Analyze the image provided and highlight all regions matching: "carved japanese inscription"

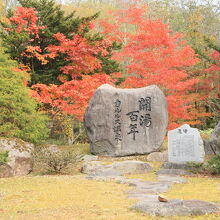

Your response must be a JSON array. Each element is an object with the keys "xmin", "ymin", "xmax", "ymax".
[
  {"xmin": 126, "ymin": 97, "xmax": 152, "ymax": 140},
  {"xmin": 113, "ymin": 99, "xmax": 122, "ymax": 141}
]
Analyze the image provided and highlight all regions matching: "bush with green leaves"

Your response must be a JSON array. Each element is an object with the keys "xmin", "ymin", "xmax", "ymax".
[
  {"xmin": 0, "ymin": 47, "xmax": 49, "ymax": 143},
  {"xmin": 207, "ymin": 154, "xmax": 220, "ymax": 174},
  {"xmin": 33, "ymin": 147, "xmax": 81, "ymax": 173},
  {"xmin": 0, "ymin": 151, "xmax": 8, "ymax": 165}
]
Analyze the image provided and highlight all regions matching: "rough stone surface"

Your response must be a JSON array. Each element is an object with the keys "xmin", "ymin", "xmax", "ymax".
[
  {"xmin": 168, "ymin": 124, "xmax": 205, "ymax": 163},
  {"xmin": 127, "ymin": 181, "xmax": 172, "ymax": 195},
  {"xmin": 147, "ymin": 151, "xmax": 168, "ymax": 162},
  {"xmin": 204, "ymin": 121, "xmax": 220, "ymax": 154},
  {"xmin": 111, "ymin": 160, "xmax": 153, "ymax": 174},
  {"xmin": 162, "ymin": 162, "xmax": 193, "ymax": 170},
  {"xmin": 0, "ymin": 164, "xmax": 13, "ymax": 178},
  {"xmin": 81, "ymin": 154, "xmax": 98, "ymax": 162},
  {"xmin": 84, "ymin": 84, "xmax": 168, "ymax": 156},
  {"xmin": 130, "ymin": 199, "xmax": 220, "ymax": 216},
  {"xmin": 0, "ymin": 138, "xmax": 33, "ymax": 176},
  {"xmin": 82, "ymin": 160, "xmax": 153, "ymax": 176},
  {"xmin": 157, "ymin": 169, "xmax": 193, "ymax": 176},
  {"xmin": 81, "ymin": 161, "xmax": 103, "ymax": 175},
  {"xmin": 157, "ymin": 175, "xmax": 187, "ymax": 183},
  {"xmin": 157, "ymin": 162, "xmax": 194, "ymax": 176}
]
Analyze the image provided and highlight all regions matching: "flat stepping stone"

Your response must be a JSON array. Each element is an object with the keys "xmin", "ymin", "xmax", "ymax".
[
  {"xmin": 162, "ymin": 162, "xmax": 193, "ymax": 170},
  {"xmin": 130, "ymin": 199, "xmax": 220, "ymax": 216},
  {"xmin": 82, "ymin": 160, "xmax": 153, "ymax": 176},
  {"xmin": 157, "ymin": 162, "xmax": 194, "ymax": 176},
  {"xmin": 86, "ymin": 175, "xmax": 124, "ymax": 182},
  {"xmin": 157, "ymin": 175, "xmax": 187, "ymax": 183},
  {"xmin": 157, "ymin": 168, "xmax": 192, "ymax": 176},
  {"xmin": 127, "ymin": 181, "xmax": 172, "ymax": 195}
]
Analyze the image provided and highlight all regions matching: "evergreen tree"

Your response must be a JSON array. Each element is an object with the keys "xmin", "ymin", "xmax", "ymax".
[
  {"xmin": 0, "ymin": 0, "xmax": 121, "ymax": 85},
  {"xmin": 0, "ymin": 46, "xmax": 49, "ymax": 143}
]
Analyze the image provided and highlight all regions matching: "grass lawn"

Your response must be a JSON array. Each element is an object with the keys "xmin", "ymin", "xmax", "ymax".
[
  {"xmin": 0, "ymin": 173, "xmax": 220, "ymax": 220},
  {"xmin": 1, "ymin": 138, "xmax": 219, "ymax": 220}
]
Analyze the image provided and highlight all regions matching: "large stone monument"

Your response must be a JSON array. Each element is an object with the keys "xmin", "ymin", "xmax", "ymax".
[
  {"xmin": 168, "ymin": 124, "xmax": 205, "ymax": 163},
  {"xmin": 84, "ymin": 84, "xmax": 168, "ymax": 156}
]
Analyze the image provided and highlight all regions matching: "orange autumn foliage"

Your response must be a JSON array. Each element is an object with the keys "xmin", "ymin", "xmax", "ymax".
[{"xmin": 99, "ymin": 4, "xmax": 207, "ymax": 129}]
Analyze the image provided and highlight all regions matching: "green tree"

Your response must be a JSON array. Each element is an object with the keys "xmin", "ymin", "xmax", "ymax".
[
  {"xmin": 0, "ymin": 46, "xmax": 49, "ymax": 143},
  {"xmin": 0, "ymin": 0, "xmax": 120, "ymax": 85}
]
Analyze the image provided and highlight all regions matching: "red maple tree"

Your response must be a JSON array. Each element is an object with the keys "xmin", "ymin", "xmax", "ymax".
[
  {"xmin": 32, "ymin": 32, "xmax": 114, "ymax": 120},
  {"xmin": 99, "ymin": 4, "xmax": 208, "ymax": 128},
  {"xmin": 3, "ymin": 7, "xmax": 114, "ymax": 120}
]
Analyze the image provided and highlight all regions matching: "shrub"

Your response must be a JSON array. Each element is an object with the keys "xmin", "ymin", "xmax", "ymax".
[
  {"xmin": 207, "ymin": 154, "xmax": 220, "ymax": 174},
  {"xmin": 0, "ymin": 151, "xmax": 8, "ymax": 165},
  {"xmin": 200, "ymin": 129, "xmax": 214, "ymax": 140},
  {"xmin": 33, "ymin": 147, "xmax": 82, "ymax": 173},
  {"xmin": 0, "ymin": 47, "xmax": 49, "ymax": 144}
]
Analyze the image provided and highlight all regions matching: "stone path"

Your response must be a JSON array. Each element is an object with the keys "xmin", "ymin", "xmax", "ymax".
[{"xmin": 82, "ymin": 160, "xmax": 220, "ymax": 217}]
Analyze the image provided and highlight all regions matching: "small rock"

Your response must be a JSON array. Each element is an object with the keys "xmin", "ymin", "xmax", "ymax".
[
  {"xmin": 158, "ymin": 195, "xmax": 168, "ymax": 202},
  {"xmin": 147, "ymin": 151, "xmax": 168, "ymax": 162}
]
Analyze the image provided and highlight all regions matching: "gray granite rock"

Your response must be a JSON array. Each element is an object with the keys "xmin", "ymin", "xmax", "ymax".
[
  {"xmin": 157, "ymin": 175, "xmax": 187, "ymax": 183},
  {"xmin": 128, "ymin": 181, "xmax": 172, "ymax": 195},
  {"xmin": 86, "ymin": 175, "xmax": 124, "ymax": 182},
  {"xmin": 89, "ymin": 168, "xmax": 122, "ymax": 177},
  {"xmin": 157, "ymin": 162, "xmax": 194, "ymax": 176},
  {"xmin": 157, "ymin": 169, "xmax": 192, "ymax": 176},
  {"xmin": 204, "ymin": 121, "xmax": 220, "ymax": 154},
  {"xmin": 82, "ymin": 160, "xmax": 153, "ymax": 176},
  {"xmin": 162, "ymin": 162, "xmax": 193, "ymax": 170},
  {"xmin": 0, "ymin": 138, "xmax": 33, "ymax": 176},
  {"xmin": 81, "ymin": 154, "xmax": 98, "ymax": 161},
  {"xmin": 131, "ymin": 199, "xmax": 220, "ymax": 216},
  {"xmin": 147, "ymin": 151, "xmax": 168, "ymax": 162},
  {"xmin": 81, "ymin": 161, "xmax": 104, "ymax": 175},
  {"xmin": 84, "ymin": 84, "xmax": 168, "ymax": 156},
  {"xmin": 111, "ymin": 160, "xmax": 153, "ymax": 174}
]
